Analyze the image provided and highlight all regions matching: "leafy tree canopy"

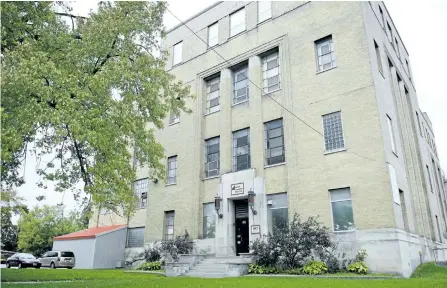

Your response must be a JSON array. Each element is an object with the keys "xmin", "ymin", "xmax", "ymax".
[
  {"xmin": 0, "ymin": 190, "xmax": 26, "ymax": 251},
  {"xmin": 1, "ymin": 1, "xmax": 192, "ymax": 217}
]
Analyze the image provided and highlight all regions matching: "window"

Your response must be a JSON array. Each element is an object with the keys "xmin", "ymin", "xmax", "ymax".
[
  {"xmin": 400, "ymin": 190, "xmax": 409, "ymax": 231},
  {"xmin": 233, "ymin": 128, "xmax": 250, "ymax": 172},
  {"xmin": 379, "ymin": 5, "xmax": 385, "ymax": 27},
  {"xmin": 315, "ymin": 35, "xmax": 336, "ymax": 72},
  {"xmin": 164, "ymin": 211, "xmax": 175, "ymax": 240},
  {"xmin": 426, "ymin": 165, "xmax": 433, "ymax": 192},
  {"xmin": 330, "ymin": 188, "xmax": 355, "ymax": 232},
  {"xmin": 323, "ymin": 111, "xmax": 345, "ymax": 152},
  {"xmin": 388, "ymin": 163, "xmax": 400, "ymax": 204},
  {"xmin": 435, "ymin": 215, "xmax": 442, "ymax": 242},
  {"xmin": 205, "ymin": 137, "xmax": 220, "ymax": 177},
  {"xmin": 173, "ymin": 42, "xmax": 182, "ymax": 65},
  {"xmin": 374, "ymin": 40, "xmax": 383, "ymax": 74},
  {"xmin": 133, "ymin": 178, "xmax": 148, "ymax": 209},
  {"xmin": 127, "ymin": 227, "xmax": 144, "ymax": 248},
  {"xmin": 387, "ymin": 115, "xmax": 397, "ymax": 154},
  {"xmin": 167, "ymin": 156, "xmax": 177, "ymax": 184},
  {"xmin": 99, "ymin": 207, "xmax": 109, "ymax": 215},
  {"xmin": 416, "ymin": 111, "xmax": 422, "ymax": 136},
  {"xmin": 133, "ymin": 147, "xmax": 140, "ymax": 168},
  {"xmin": 264, "ymin": 119, "xmax": 285, "ymax": 166},
  {"xmin": 395, "ymin": 38, "xmax": 400, "ymax": 58},
  {"xmin": 230, "ymin": 8, "xmax": 245, "ymax": 37},
  {"xmin": 169, "ymin": 110, "xmax": 179, "ymax": 125},
  {"xmin": 203, "ymin": 203, "xmax": 215, "ymax": 238},
  {"xmin": 206, "ymin": 77, "xmax": 220, "ymax": 114},
  {"xmin": 208, "ymin": 22, "xmax": 218, "ymax": 47},
  {"xmin": 405, "ymin": 59, "xmax": 412, "ymax": 80},
  {"xmin": 232, "ymin": 65, "xmax": 249, "ymax": 104},
  {"xmin": 386, "ymin": 22, "xmax": 393, "ymax": 44},
  {"xmin": 267, "ymin": 193, "xmax": 288, "ymax": 234},
  {"xmin": 262, "ymin": 51, "xmax": 280, "ymax": 93},
  {"xmin": 258, "ymin": 1, "xmax": 272, "ymax": 23}
]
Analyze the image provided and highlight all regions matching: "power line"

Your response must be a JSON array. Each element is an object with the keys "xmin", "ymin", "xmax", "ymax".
[{"xmin": 166, "ymin": 8, "xmax": 379, "ymax": 164}]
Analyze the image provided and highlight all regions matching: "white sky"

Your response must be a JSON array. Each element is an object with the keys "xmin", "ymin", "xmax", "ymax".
[{"xmin": 14, "ymin": 1, "xmax": 447, "ymax": 220}]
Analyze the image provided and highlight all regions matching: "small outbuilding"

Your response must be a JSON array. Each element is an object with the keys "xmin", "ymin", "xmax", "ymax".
[{"xmin": 52, "ymin": 224, "xmax": 127, "ymax": 269}]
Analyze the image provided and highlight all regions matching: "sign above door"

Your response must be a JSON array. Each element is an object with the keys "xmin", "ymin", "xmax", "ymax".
[{"xmin": 231, "ymin": 183, "xmax": 244, "ymax": 195}]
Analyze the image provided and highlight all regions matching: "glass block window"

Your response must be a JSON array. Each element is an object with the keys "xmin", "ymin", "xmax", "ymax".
[
  {"xmin": 208, "ymin": 22, "xmax": 218, "ymax": 47},
  {"xmin": 127, "ymin": 227, "xmax": 144, "ymax": 248},
  {"xmin": 330, "ymin": 188, "xmax": 355, "ymax": 232},
  {"xmin": 267, "ymin": 193, "xmax": 288, "ymax": 234},
  {"xmin": 323, "ymin": 111, "xmax": 345, "ymax": 152},
  {"xmin": 258, "ymin": 1, "xmax": 272, "ymax": 23},
  {"xmin": 230, "ymin": 8, "xmax": 245, "ymax": 37},
  {"xmin": 133, "ymin": 178, "xmax": 148, "ymax": 209},
  {"xmin": 205, "ymin": 137, "xmax": 220, "ymax": 178},
  {"xmin": 173, "ymin": 42, "xmax": 182, "ymax": 66},
  {"xmin": 164, "ymin": 211, "xmax": 175, "ymax": 240},
  {"xmin": 167, "ymin": 156, "xmax": 177, "ymax": 185},
  {"xmin": 387, "ymin": 115, "xmax": 397, "ymax": 154},
  {"xmin": 264, "ymin": 119, "xmax": 285, "ymax": 166},
  {"xmin": 233, "ymin": 65, "xmax": 249, "ymax": 104},
  {"xmin": 203, "ymin": 203, "xmax": 215, "ymax": 239},
  {"xmin": 206, "ymin": 77, "xmax": 220, "ymax": 114},
  {"xmin": 316, "ymin": 35, "xmax": 336, "ymax": 72},
  {"xmin": 169, "ymin": 111, "xmax": 179, "ymax": 125},
  {"xmin": 262, "ymin": 51, "xmax": 280, "ymax": 93},
  {"xmin": 233, "ymin": 128, "xmax": 250, "ymax": 172}
]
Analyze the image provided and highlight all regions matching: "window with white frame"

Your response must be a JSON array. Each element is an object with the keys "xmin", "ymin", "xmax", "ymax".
[
  {"xmin": 230, "ymin": 9, "xmax": 245, "ymax": 37},
  {"xmin": 133, "ymin": 178, "xmax": 148, "ymax": 209},
  {"xmin": 405, "ymin": 59, "xmax": 412, "ymax": 81},
  {"xmin": 264, "ymin": 119, "xmax": 285, "ymax": 166},
  {"xmin": 167, "ymin": 156, "xmax": 177, "ymax": 184},
  {"xmin": 426, "ymin": 165, "xmax": 433, "ymax": 192},
  {"xmin": 173, "ymin": 42, "xmax": 182, "ymax": 65},
  {"xmin": 164, "ymin": 211, "xmax": 175, "ymax": 240},
  {"xmin": 262, "ymin": 51, "xmax": 280, "ymax": 93},
  {"xmin": 374, "ymin": 40, "xmax": 383, "ymax": 74},
  {"xmin": 127, "ymin": 227, "xmax": 144, "ymax": 248},
  {"xmin": 232, "ymin": 65, "xmax": 249, "ymax": 104},
  {"xmin": 169, "ymin": 111, "xmax": 179, "ymax": 125},
  {"xmin": 315, "ymin": 35, "xmax": 336, "ymax": 72},
  {"xmin": 203, "ymin": 203, "xmax": 215, "ymax": 238},
  {"xmin": 323, "ymin": 111, "xmax": 345, "ymax": 152},
  {"xmin": 388, "ymin": 163, "xmax": 400, "ymax": 204},
  {"xmin": 387, "ymin": 115, "xmax": 397, "ymax": 155},
  {"xmin": 267, "ymin": 193, "xmax": 288, "ymax": 234},
  {"xmin": 258, "ymin": 1, "xmax": 272, "ymax": 23},
  {"xmin": 233, "ymin": 128, "xmax": 250, "ymax": 172},
  {"xmin": 395, "ymin": 38, "xmax": 400, "ymax": 58},
  {"xmin": 330, "ymin": 188, "xmax": 355, "ymax": 232},
  {"xmin": 208, "ymin": 22, "xmax": 218, "ymax": 47},
  {"xmin": 205, "ymin": 137, "xmax": 220, "ymax": 178},
  {"xmin": 206, "ymin": 77, "xmax": 220, "ymax": 114}
]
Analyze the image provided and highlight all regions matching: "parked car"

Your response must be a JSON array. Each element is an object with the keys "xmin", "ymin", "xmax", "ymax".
[
  {"xmin": 6, "ymin": 253, "xmax": 41, "ymax": 269},
  {"xmin": 38, "ymin": 251, "xmax": 75, "ymax": 269}
]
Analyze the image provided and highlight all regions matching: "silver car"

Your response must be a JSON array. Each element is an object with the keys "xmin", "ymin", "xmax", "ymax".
[{"xmin": 38, "ymin": 251, "xmax": 75, "ymax": 269}]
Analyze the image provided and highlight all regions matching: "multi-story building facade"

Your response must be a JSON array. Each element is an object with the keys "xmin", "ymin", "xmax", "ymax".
[{"xmin": 89, "ymin": 1, "xmax": 447, "ymax": 276}]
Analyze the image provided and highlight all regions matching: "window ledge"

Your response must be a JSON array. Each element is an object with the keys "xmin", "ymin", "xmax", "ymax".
[
  {"xmin": 168, "ymin": 121, "xmax": 180, "ymax": 126},
  {"xmin": 171, "ymin": 62, "xmax": 183, "ymax": 69},
  {"xmin": 263, "ymin": 88, "xmax": 281, "ymax": 96},
  {"xmin": 258, "ymin": 17, "xmax": 272, "ymax": 25},
  {"xmin": 232, "ymin": 99, "xmax": 249, "ymax": 107},
  {"xmin": 333, "ymin": 229, "xmax": 355, "ymax": 234},
  {"xmin": 165, "ymin": 183, "xmax": 177, "ymax": 187},
  {"xmin": 393, "ymin": 151, "xmax": 398, "ymax": 158},
  {"xmin": 316, "ymin": 66, "xmax": 337, "ymax": 74},
  {"xmin": 203, "ymin": 175, "xmax": 220, "ymax": 181},
  {"xmin": 204, "ymin": 110, "xmax": 220, "ymax": 117},
  {"xmin": 378, "ymin": 69, "xmax": 385, "ymax": 79},
  {"xmin": 229, "ymin": 30, "xmax": 246, "ymax": 40},
  {"xmin": 264, "ymin": 162, "xmax": 286, "ymax": 169},
  {"xmin": 324, "ymin": 148, "xmax": 346, "ymax": 155}
]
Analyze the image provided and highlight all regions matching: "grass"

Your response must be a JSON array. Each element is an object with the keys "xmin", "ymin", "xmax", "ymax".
[{"xmin": 1, "ymin": 263, "xmax": 446, "ymax": 288}]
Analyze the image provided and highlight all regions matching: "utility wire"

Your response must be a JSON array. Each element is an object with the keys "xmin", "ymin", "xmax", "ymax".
[{"xmin": 166, "ymin": 8, "xmax": 379, "ymax": 164}]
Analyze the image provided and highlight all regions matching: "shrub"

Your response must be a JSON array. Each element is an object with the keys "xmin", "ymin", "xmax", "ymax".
[
  {"xmin": 347, "ymin": 261, "xmax": 368, "ymax": 274},
  {"xmin": 248, "ymin": 263, "xmax": 278, "ymax": 274},
  {"xmin": 302, "ymin": 261, "xmax": 328, "ymax": 275},
  {"xmin": 160, "ymin": 230, "xmax": 194, "ymax": 262},
  {"xmin": 354, "ymin": 248, "xmax": 368, "ymax": 262},
  {"xmin": 143, "ymin": 244, "xmax": 161, "ymax": 262},
  {"xmin": 136, "ymin": 261, "xmax": 161, "ymax": 271}
]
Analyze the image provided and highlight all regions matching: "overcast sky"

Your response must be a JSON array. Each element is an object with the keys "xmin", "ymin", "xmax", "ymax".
[{"xmin": 14, "ymin": 1, "xmax": 447, "ymax": 219}]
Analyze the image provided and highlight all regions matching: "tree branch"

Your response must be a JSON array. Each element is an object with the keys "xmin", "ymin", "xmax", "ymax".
[
  {"xmin": 92, "ymin": 39, "xmax": 117, "ymax": 75},
  {"xmin": 55, "ymin": 12, "xmax": 87, "ymax": 20}
]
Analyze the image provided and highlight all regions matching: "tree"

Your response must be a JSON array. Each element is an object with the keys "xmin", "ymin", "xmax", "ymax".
[
  {"xmin": 1, "ymin": 2, "xmax": 192, "ymax": 217},
  {"xmin": 0, "ymin": 190, "xmax": 27, "ymax": 251},
  {"xmin": 17, "ymin": 204, "xmax": 83, "ymax": 256}
]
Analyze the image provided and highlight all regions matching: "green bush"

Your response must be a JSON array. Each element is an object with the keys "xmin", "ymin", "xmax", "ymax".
[
  {"xmin": 347, "ymin": 261, "xmax": 368, "ymax": 275},
  {"xmin": 302, "ymin": 261, "xmax": 328, "ymax": 275},
  {"xmin": 136, "ymin": 261, "xmax": 162, "ymax": 271},
  {"xmin": 248, "ymin": 263, "xmax": 278, "ymax": 274}
]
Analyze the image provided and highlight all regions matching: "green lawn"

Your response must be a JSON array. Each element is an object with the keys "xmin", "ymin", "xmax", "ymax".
[{"xmin": 1, "ymin": 262, "xmax": 446, "ymax": 288}]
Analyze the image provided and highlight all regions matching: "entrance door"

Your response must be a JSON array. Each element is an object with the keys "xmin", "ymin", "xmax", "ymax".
[{"xmin": 234, "ymin": 200, "xmax": 249, "ymax": 255}]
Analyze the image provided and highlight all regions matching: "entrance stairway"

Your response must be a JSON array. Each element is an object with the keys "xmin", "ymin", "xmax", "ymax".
[{"xmin": 183, "ymin": 256, "xmax": 252, "ymax": 278}]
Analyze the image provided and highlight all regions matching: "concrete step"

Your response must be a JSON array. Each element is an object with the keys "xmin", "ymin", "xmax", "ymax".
[{"xmin": 185, "ymin": 271, "xmax": 227, "ymax": 278}]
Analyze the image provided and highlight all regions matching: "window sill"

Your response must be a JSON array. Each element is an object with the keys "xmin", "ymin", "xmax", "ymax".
[
  {"xmin": 229, "ymin": 30, "xmax": 246, "ymax": 40},
  {"xmin": 263, "ymin": 88, "xmax": 281, "ymax": 96},
  {"xmin": 232, "ymin": 99, "xmax": 249, "ymax": 107},
  {"xmin": 203, "ymin": 175, "xmax": 220, "ymax": 181},
  {"xmin": 324, "ymin": 148, "xmax": 346, "ymax": 155},
  {"xmin": 172, "ymin": 62, "xmax": 183, "ymax": 69},
  {"xmin": 316, "ymin": 66, "xmax": 337, "ymax": 74},
  {"xmin": 258, "ymin": 17, "xmax": 272, "ymax": 25},
  {"xmin": 204, "ymin": 110, "xmax": 220, "ymax": 117},
  {"xmin": 378, "ymin": 69, "xmax": 385, "ymax": 79},
  {"xmin": 165, "ymin": 183, "xmax": 177, "ymax": 187},
  {"xmin": 169, "ymin": 122, "xmax": 180, "ymax": 126},
  {"xmin": 393, "ymin": 151, "xmax": 398, "ymax": 158},
  {"xmin": 333, "ymin": 229, "xmax": 355, "ymax": 234},
  {"xmin": 264, "ymin": 162, "xmax": 286, "ymax": 169}
]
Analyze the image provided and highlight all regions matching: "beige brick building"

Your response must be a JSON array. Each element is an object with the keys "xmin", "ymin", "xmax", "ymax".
[{"xmin": 89, "ymin": 1, "xmax": 447, "ymax": 276}]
